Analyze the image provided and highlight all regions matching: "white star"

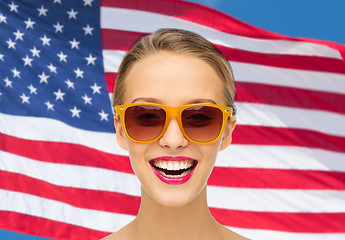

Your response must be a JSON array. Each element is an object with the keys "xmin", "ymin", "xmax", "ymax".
[
  {"xmin": 40, "ymin": 35, "xmax": 51, "ymax": 46},
  {"xmin": 82, "ymin": 94, "xmax": 92, "ymax": 104},
  {"xmin": 24, "ymin": 18, "xmax": 35, "ymax": 29},
  {"xmin": 83, "ymin": 24, "xmax": 94, "ymax": 35},
  {"xmin": 6, "ymin": 39, "xmax": 16, "ymax": 49},
  {"xmin": 85, "ymin": 54, "xmax": 97, "ymax": 65},
  {"xmin": 0, "ymin": 14, "xmax": 7, "ymax": 24},
  {"xmin": 20, "ymin": 93, "xmax": 30, "ymax": 104},
  {"xmin": 90, "ymin": 83, "xmax": 101, "ymax": 94},
  {"xmin": 70, "ymin": 106, "xmax": 81, "ymax": 118},
  {"xmin": 53, "ymin": 22, "xmax": 64, "ymax": 33},
  {"xmin": 45, "ymin": 101, "xmax": 54, "ymax": 110},
  {"xmin": 11, "ymin": 68, "xmax": 21, "ymax": 78},
  {"xmin": 30, "ymin": 46, "xmax": 41, "ymax": 57},
  {"xmin": 54, "ymin": 89, "xmax": 66, "ymax": 101},
  {"xmin": 74, "ymin": 68, "xmax": 84, "ymax": 79},
  {"xmin": 57, "ymin": 51, "xmax": 67, "ymax": 62},
  {"xmin": 98, "ymin": 110, "xmax": 109, "ymax": 121},
  {"xmin": 38, "ymin": 72, "xmax": 50, "ymax": 84},
  {"xmin": 28, "ymin": 84, "xmax": 38, "ymax": 94},
  {"xmin": 37, "ymin": 6, "xmax": 48, "ymax": 17},
  {"xmin": 83, "ymin": 0, "xmax": 94, "ymax": 6},
  {"xmin": 67, "ymin": 8, "xmax": 78, "ymax": 19},
  {"xmin": 0, "ymin": 53, "xmax": 4, "ymax": 62},
  {"xmin": 8, "ymin": 2, "xmax": 19, "ymax": 12},
  {"xmin": 47, "ymin": 63, "xmax": 57, "ymax": 73},
  {"xmin": 22, "ymin": 55, "xmax": 34, "ymax": 66},
  {"xmin": 69, "ymin": 38, "xmax": 80, "ymax": 49},
  {"xmin": 4, "ymin": 77, "xmax": 13, "ymax": 88},
  {"xmin": 65, "ymin": 79, "xmax": 75, "ymax": 89},
  {"xmin": 54, "ymin": 0, "xmax": 62, "ymax": 4},
  {"xmin": 13, "ymin": 29, "xmax": 25, "ymax": 41}
]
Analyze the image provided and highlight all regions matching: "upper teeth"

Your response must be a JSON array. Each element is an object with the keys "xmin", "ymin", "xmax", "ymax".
[{"xmin": 152, "ymin": 159, "xmax": 194, "ymax": 171}]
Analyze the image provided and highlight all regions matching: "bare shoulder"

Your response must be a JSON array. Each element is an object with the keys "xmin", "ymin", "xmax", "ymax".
[
  {"xmin": 100, "ymin": 230, "xmax": 127, "ymax": 240},
  {"xmin": 100, "ymin": 224, "xmax": 133, "ymax": 240},
  {"xmin": 219, "ymin": 225, "xmax": 251, "ymax": 240}
]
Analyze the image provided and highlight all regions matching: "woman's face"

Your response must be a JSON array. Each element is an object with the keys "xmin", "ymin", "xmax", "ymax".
[{"xmin": 115, "ymin": 51, "xmax": 236, "ymax": 207}]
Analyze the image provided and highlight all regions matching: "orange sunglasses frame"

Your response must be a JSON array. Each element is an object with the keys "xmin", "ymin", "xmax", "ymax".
[{"xmin": 115, "ymin": 103, "xmax": 232, "ymax": 144}]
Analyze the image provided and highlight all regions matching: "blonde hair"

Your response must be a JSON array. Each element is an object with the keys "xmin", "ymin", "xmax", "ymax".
[{"xmin": 112, "ymin": 28, "xmax": 236, "ymax": 115}]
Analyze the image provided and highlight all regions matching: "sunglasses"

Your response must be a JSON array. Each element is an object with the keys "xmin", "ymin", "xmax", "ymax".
[{"xmin": 115, "ymin": 103, "xmax": 232, "ymax": 144}]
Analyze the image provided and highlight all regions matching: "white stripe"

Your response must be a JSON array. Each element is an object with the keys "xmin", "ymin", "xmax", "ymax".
[
  {"xmin": 207, "ymin": 186, "xmax": 345, "ymax": 213},
  {"xmin": 0, "ymin": 151, "xmax": 140, "ymax": 196},
  {"xmin": 100, "ymin": 7, "xmax": 342, "ymax": 59},
  {"xmin": 0, "ymin": 189, "xmax": 134, "ymax": 233},
  {"xmin": 103, "ymin": 50, "xmax": 125, "ymax": 72},
  {"xmin": 0, "ymin": 112, "xmax": 128, "ymax": 156},
  {"xmin": 230, "ymin": 227, "xmax": 345, "ymax": 240},
  {"xmin": 236, "ymin": 102, "xmax": 345, "ymax": 137},
  {"xmin": 232, "ymin": 61, "xmax": 345, "ymax": 95},
  {"xmin": 103, "ymin": 50, "xmax": 345, "ymax": 95},
  {"xmin": 218, "ymin": 145, "xmax": 345, "ymax": 172},
  {"xmin": 102, "ymin": 49, "xmax": 126, "ymax": 73},
  {"xmin": 2, "ymin": 151, "xmax": 344, "ymax": 213}
]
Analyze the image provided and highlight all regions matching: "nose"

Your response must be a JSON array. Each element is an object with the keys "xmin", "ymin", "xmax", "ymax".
[{"xmin": 158, "ymin": 117, "xmax": 188, "ymax": 149}]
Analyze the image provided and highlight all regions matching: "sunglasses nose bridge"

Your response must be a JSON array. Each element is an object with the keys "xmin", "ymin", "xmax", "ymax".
[
  {"xmin": 162, "ymin": 106, "xmax": 187, "ymax": 136},
  {"xmin": 164, "ymin": 106, "xmax": 181, "ymax": 126}
]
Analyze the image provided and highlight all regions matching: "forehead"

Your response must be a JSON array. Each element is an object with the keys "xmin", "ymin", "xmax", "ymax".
[{"xmin": 123, "ymin": 52, "xmax": 225, "ymax": 106}]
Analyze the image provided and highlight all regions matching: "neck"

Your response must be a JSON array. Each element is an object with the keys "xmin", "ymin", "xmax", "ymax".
[{"xmin": 133, "ymin": 186, "xmax": 218, "ymax": 240}]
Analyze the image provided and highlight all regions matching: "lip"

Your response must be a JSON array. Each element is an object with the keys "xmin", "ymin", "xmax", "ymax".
[{"xmin": 149, "ymin": 156, "xmax": 198, "ymax": 185}]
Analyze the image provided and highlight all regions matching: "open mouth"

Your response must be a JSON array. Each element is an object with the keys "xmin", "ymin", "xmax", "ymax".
[{"xmin": 149, "ymin": 159, "xmax": 198, "ymax": 178}]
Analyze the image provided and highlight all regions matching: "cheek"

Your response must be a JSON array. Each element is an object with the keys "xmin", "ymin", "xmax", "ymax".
[
  {"xmin": 125, "ymin": 140, "xmax": 143, "ymax": 168},
  {"xmin": 125, "ymin": 140, "xmax": 153, "ymax": 180},
  {"xmin": 204, "ymin": 141, "xmax": 222, "ymax": 164}
]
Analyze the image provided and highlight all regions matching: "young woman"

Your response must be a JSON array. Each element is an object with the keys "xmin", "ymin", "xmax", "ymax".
[{"xmin": 102, "ymin": 28, "xmax": 248, "ymax": 240}]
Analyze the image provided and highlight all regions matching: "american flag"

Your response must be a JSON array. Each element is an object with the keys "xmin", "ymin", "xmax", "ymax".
[{"xmin": 1, "ymin": 0, "xmax": 345, "ymax": 239}]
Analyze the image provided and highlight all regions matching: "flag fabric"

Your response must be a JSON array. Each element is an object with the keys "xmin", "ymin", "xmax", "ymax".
[{"xmin": 1, "ymin": 0, "xmax": 345, "ymax": 239}]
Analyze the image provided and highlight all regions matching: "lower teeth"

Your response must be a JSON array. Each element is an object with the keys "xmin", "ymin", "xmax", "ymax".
[{"xmin": 159, "ymin": 169, "xmax": 192, "ymax": 178}]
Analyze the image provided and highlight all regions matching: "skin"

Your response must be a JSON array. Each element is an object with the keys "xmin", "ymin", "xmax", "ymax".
[{"xmin": 102, "ymin": 51, "xmax": 248, "ymax": 240}]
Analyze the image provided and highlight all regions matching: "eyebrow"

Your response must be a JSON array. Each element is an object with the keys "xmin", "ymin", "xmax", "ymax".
[
  {"xmin": 131, "ymin": 97, "xmax": 217, "ymax": 105},
  {"xmin": 131, "ymin": 97, "xmax": 162, "ymax": 104},
  {"xmin": 186, "ymin": 98, "xmax": 218, "ymax": 105}
]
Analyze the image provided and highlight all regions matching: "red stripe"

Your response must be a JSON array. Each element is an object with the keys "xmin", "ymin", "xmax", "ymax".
[
  {"xmin": 101, "ymin": 29, "xmax": 345, "ymax": 73},
  {"xmin": 0, "ymin": 170, "xmax": 139, "ymax": 215},
  {"xmin": 1, "ymin": 133, "xmax": 134, "ymax": 174},
  {"xmin": 210, "ymin": 208, "xmax": 345, "ymax": 233},
  {"xmin": 217, "ymin": 44, "xmax": 345, "ymax": 74},
  {"xmin": 2, "ymin": 171, "xmax": 344, "ymax": 233},
  {"xmin": 101, "ymin": 29, "xmax": 145, "ymax": 51},
  {"xmin": 298, "ymin": 37, "xmax": 345, "ymax": 65},
  {"xmin": 105, "ymin": 72, "xmax": 116, "ymax": 93},
  {"xmin": 208, "ymin": 167, "xmax": 345, "ymax": 190},
  {"xmin": 0, "ymin": 211, "xmax": 110, "ymax": 240},
  {"xmin": 100, "ymin": 0, "xmax": 292, "ymax": 40},
  {"xmin": 236, "ymin": 82, "xmax": 345, "ymax": 114},
  {"xmin": 234, "ymin": 125, "xmax": 345, "ymax": 154}
]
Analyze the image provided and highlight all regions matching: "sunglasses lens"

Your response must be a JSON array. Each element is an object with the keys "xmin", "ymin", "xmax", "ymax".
[
  {"xmin": 182, "ymin": 106, "xmax": 223, "ymax": 142},
  {"xmin": 124, "ymin": 105, "xmax": 166, "ymax": 141}
]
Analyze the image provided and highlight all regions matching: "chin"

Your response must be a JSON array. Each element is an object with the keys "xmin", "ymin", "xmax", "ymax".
[{"xmin": 146, "ymin": 184, "xmax": 204, "ymax": 208}]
